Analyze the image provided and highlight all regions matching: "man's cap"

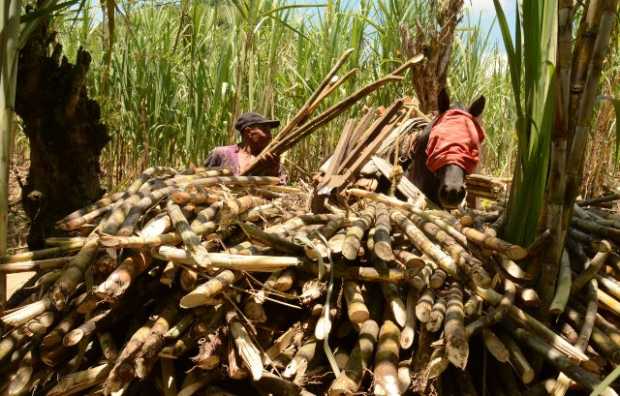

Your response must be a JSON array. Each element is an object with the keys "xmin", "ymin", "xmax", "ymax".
[{"xmin": 234, "ymin": 112, "xmax": 280, "ymax": 132}]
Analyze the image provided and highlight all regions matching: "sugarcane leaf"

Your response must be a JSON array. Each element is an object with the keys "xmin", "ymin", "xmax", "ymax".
[
  {"xmin": 260, "ymin": 3, "xmax": 326, "ymax": 18},
  {"xmin": 591, "ymin": 364, "xmax": 620, "ymax": 396},
  {"xmin": 20, "ymin": 0, "xmax": 80, "ymax": 23}
]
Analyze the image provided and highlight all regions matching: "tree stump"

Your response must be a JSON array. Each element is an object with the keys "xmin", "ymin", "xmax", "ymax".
[{"xmin": 15, "ymin": 13, "xmax": 109, "ymax": 248}]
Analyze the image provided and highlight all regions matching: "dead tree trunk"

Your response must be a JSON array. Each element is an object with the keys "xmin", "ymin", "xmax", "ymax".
[
  {"xmin": 15, "ymin": 13, "xmax": 109, "ymax": 248},
  {"xmin": 400, "ymin": 0, "xmax": 464, "ymax": 112}
]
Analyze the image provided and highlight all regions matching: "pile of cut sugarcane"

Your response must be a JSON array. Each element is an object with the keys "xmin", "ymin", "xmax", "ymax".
[{"xmin": 1, "ymin": 166, "xmax": 620, "ymax": 396}]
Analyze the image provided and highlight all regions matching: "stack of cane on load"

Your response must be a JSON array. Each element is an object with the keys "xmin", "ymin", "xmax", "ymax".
[{"xmin": 1, "ymin": 163, "xmax": 620, "ymax": 396}]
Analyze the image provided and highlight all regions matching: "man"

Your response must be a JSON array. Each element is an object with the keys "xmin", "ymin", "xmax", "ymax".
[{"xmin": 204, "ymin": 112, "xmax": 286, "ymax": 183}]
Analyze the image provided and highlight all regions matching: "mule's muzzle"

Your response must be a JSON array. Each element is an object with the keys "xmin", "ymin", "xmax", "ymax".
[{"xmin": 439, "ymin": 184, "xmax": 466, "ymax": 209}]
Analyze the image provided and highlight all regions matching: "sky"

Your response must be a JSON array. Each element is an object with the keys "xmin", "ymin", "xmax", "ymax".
[
  {"xmin": 466, "ymin": 0, "xmax": 515, "ymax": 48},
  {"xmin": 289, "ymin": 0, "xmax": 516, "ymax": 51}
]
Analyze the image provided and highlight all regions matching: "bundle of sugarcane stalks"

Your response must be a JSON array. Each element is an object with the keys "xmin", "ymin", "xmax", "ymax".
[{"xmin": 1, "ymin": 165, "xmax": 620, "ymax": 396}]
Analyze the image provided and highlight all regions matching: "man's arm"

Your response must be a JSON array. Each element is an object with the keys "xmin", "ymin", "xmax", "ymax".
[{"xmin": 204, "ymin": 149, "xmax": 221, "ymax": 168}]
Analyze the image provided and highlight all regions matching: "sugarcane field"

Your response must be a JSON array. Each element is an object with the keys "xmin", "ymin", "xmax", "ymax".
[{"xmin": 5, "ymin": 1, "xmax": 620, "ymax": 396}]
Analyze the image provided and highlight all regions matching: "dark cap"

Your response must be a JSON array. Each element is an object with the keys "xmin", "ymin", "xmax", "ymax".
[{"xmin": 234, "ymin": 112, "xmax": 280, "ymax": 132}]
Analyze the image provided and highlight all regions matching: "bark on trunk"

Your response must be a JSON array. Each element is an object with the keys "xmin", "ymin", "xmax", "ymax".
[{"xmin": 15, "ymin": 11, "xmax": 109, "ymax": 248}]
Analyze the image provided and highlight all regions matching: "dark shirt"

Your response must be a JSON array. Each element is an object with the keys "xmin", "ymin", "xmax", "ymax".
[{"xmin": 204, "ymin": 144, "xmax": 287, "ymax": 184}]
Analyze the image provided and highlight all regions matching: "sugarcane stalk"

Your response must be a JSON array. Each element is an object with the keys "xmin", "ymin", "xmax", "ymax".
[
  {"xmin": 171, "ymin": 188, "xmax": 221, "ymax": 206},
  {"xmin": 63, "ymin": 309, "xmax": 111, "ymax": 347},
  {"xmin": 499, "ymin": 256, "xmax": 533, "ymax": 282},
  {"xmin": 506, "ymin": 327, "xmax": 610, "ymax": 394},
  {"xmin": 466, "ymin": 279, "xmax": 516, "ymax": 337},
  {"xmin": 373, "ymin": 203, "xmax": 394, "ymax": 261},
  {"xmin": 394, "ymin": 250, "xmax": 425, "ymax": 274},
  {"xmin": 342, "ymin": 206, "xmax": 374, "ymax": 261},
  {"xmin": 572, "ymin": 217, "xmax": 620, "ymax": 243},
  {"xmin": 391, "ymin": 211, "xmax": 458, "ymax": 277},
  {"xmin": 0, "ymin": 256, "xmax": 73, "ymax": 273},
  {"xmin": 180, "ymin": 270, "xmax": 237, "ymax": 308},
  {"xmin": 1, "ymin": 296, "xmax": 52, "ymax": 327},
  {"xmin": 104, "ymin": 321, "xmax": 154, "ymax": 393},
  {"xmin": 328, "ymin": 320, "xmax": 379, "ymax": 396},
  {"xmin": 226, "ymin": 307, "xmax": 263, "ymax": 381},
  {"xmin": 475, "ymin": 286, "xmax": 588, "ymax": 361},
  {"xmin": 426, "ymin": 346, "xmax": 449, "ymax": 380},
  {"xmin": 283, "ymin": 337, "xmax": 317, "ymax": 384},
  {"xmin": 482, "ymin": 328, "xmax": 509, "ymax": 363},
  {"xmin": 4, "ymin": 348, "xmax": 35, "ymax": 396},
  {"xmin": 49, "ymin": 233, "xmax": 100, "ymax": 311},
  {"xmin": 597, "ymin": 274, "xmax": 620, "ymax": 300},
  {"xmin": 46, "ymin": 363, "xmax": 110, "ymax": 396},
  {"xmin": 40, "ymin": 342, "xmax": 77, "ymax": 368},
  {"xmin": 408, "ymin": 213, "xmax": 491, "ymax": 287},
  {"xmin": 95, "ymin": 251, "xmax": 151, "ymax": 301},
  {"xmin": 99, "ymin": 231, "xmax": 184, "ymax": 249},
  {"xmin": 444, "ymin": 282, "xmax": 468, "ymax": 369},
  {"xmin": 597, "ymin": 288, "xmax": 620, "ymax": 316},
  {"xmin": 410, "ymin": 260, "xmax": 433, "ymax": 290},
  {"xmin": 592, "ymin": 309, "xmax": 620, "ymax": 348},
  {"xmin": 180, "ymin": 268, "xmax": 199, "ymax": 292},
  {"xmin": 163, "ymin": 313, "xmax": 194, "ymax": 341},
  {"xmin": 373, "ymin": 319, "xmax": 400, "ymax": 396},
  {"xmin": 159, "ymin": 305, "xmax": 225, "ymax": 360},
  {"xmin": 134, "ymin": 297, "xmax": 180, "ymax": 379},
  {"xmin": 218, "ymin": 195, "xmax": 269, "ymax": 227},
  {"xmin": 400, "ymin": 288, "xmax": 417, "ymax": 350},
  {"xmin": 464, "ymin": 295, "xmax": 482, "ymax": 317},
  {"xmin": 23, "ymin": 310, "xmax": 55, "ymax": 337},
  {"xmin": 167, "ymin": 200, "xmax": 212, "ymax": 269},
  {"xmin": 369, "ymin": 249, "xmax": 407, "ymax": 328},
  {"xmin": 497, "ymin": 331, "xmax": 534, "ymax": 384},
  {"xmin": 415, "ymin": 288, "xmax": 434, "ymax": 323},
  {"xmin": 426, "ymin": 297, "xmax": 446, "ymax": 333},
  {"xmin": 154, "ymin": 246, "xmax": 303, "ymax": 272},
  {"xmin": 461, "ymin": 226, "xmax": 527, "ymax": 260},
  {"xmin": 343, "ymin": 280, "xmax": 369, "ymax": 324},
  {"xmin": 0, "ymin": 241, "xmax": 85, "ymax": 264},
  {"xmin": 157, "ymin": 261, "xmax": 178, "ymax": 287},
  {"xmin": 42, "ymin": 310, "xmax": 80, "ymax": 349},
  {"xmin": 238, "ymin": 222, "xmax": 304, "ymax": 256},
  {"xmin": 564, "ymin": 306, "xmax": 620, "ymax": 363},
  {"xmin": 519, "ymin": 288, "xmax": 541, "ymax": 308},
  {"xmin": 571, "ymin": 240, "xmax": 612, "ymax": 293},
  {"xmin": 429, "ymin": 268, "xmax": 448, "ymax": 289}
]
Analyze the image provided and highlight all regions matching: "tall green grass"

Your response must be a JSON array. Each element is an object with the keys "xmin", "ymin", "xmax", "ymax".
[{"xmin": 54, "ymin": 0, "xmax": 515, "ymax": 187}]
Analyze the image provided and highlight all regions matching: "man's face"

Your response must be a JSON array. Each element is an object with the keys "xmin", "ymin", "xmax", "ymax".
[{"xmin": 243, "ymin": 126, "xmax": 272, "ymax": 150}]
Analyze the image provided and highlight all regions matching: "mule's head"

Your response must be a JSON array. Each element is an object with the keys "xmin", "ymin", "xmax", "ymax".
[{"xmin": 431, "ymin": 89, "xmax": 486, "ymax": 209}]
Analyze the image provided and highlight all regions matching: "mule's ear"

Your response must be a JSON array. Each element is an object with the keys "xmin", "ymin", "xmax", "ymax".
[
  {"xmin": 468, "ymin": 95, "xmax": 486, "ymax": 117},
  {"xmin": 437, "ymin": 88, "xmax": 450, "ymax": 114}
]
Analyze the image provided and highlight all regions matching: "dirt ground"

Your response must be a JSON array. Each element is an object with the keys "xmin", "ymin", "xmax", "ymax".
[{"xmin": 6, "ymin": 149, "xmax": 34, "ymax": 299}]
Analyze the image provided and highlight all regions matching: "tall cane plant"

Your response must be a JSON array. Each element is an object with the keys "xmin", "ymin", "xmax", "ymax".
[
  {"xmin": 493, "ymin": 0, "xmax": 558, "ymax": 247},
  {"xmin": 495, "ymin": 0, "xmax": 620, "ymax": 308},
  {"xmin": 0, "ymin": 0, "xmax": 21, "ymax": 302}
]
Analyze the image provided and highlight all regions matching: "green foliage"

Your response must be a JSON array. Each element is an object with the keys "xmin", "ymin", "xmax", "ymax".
[
  {"xmin": 449, "ymin": 14, "xmax": 516, "ymax": 175},
  {"xmin": 55, "ymin": 0, "xmax": 514, "ymax": 186},
  {"xmin": 494, "ymin": 0, "xmax": 558, "ymax": 245}
]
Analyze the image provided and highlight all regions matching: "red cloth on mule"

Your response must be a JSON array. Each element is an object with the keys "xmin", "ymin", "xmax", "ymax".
[{"xmin": 425, "ymin": 108, "xmax": 485, "ymax": 174}]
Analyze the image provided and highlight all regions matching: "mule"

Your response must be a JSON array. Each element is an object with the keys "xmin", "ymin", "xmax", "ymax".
[{"xmin": 406, "ymin": 89, "xmax": 486, "ymax": 209}]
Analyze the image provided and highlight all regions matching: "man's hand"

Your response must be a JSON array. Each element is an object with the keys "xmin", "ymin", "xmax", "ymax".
[{"xmin": 260, "ymin": 152, "xmax": 281, "ymax": 177}]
